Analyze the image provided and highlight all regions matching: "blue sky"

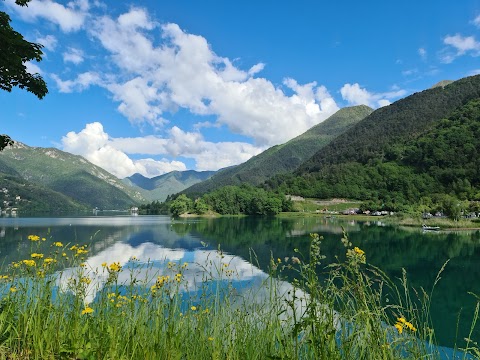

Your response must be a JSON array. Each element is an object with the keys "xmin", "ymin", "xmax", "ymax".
[{"xmin": 1, "ymin": 0, "xmax": 480, "ymax": 178}]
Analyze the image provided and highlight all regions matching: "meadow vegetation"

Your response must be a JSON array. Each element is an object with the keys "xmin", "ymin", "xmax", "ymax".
[{"xmin": 0, "ymin": 233, "xmax": 478, "ymax": 359}]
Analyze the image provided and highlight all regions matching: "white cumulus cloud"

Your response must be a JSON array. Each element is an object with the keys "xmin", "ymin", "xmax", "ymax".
[
  {"xmin": 35, "ymin": 34, "xmax": 58, "ymax": 51},
  {"xmin": 418, "ymin": 47, "xmax": 427, "ymax": 60},
  {"xmin": 25, "ymin": 61, "xmax": 42, "ymax": 75},
  {"xmin": 61, "ymin": 122, "xmax": 188, "ymax": 178},
  {"xmin": 63, "ymin": 47, "xmax": 84, "ymax": 64},
  {"xmin": 473, "ymin": 15, "xmax": 480, "ymax": 28},
  {"xmin": 5, "ymin": 0, "xmax": 89, "ymax": 32},
  {"xmin": 62, "ymin": 122, "xmax": 264, "ymax": 177},
  {"xmin": 441, "ymin": 34, "xmax": 480, "ymax": 63},
  {"xmin": 64, "ymin": 9, "xmax": 340, "ymax": 147},
  {"xmin": 340, "ymin": 83, "xmax": 406, "ymax": 108},
  {"xmin": 51, "ymin": 72, "xmax": 101, "ymax": 93}
]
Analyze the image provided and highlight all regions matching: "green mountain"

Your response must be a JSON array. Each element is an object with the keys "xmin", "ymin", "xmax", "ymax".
[
  {"xmin": 0, "ymin": 173, "xmax": 87, "ymax": 213},
  {"xmin": 299, "ymin": 75, "xmax": 480, "ymax": 172},
  {"xmin": 184, "ymin": 105, "xmax": 373, "ymax": 195},
  {"xmin": 271, "ymin": 75, "xmax": 480, "ymax": 211},
  {"xmin": 0, "ymin": 142, "xmax": 145, "ymax": 211},
  {"xmin": 123, "ymin": 170, "xmax": 216, "ymax": 202}
]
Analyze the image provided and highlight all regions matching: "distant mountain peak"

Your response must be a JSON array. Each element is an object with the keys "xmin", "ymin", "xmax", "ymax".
[
  {"xmin": 124, "ymin": 169, "xmax": 216, "ymax": 201},
  {"xmin": 430, "ymin": 80, "xmax": 454, "ymax": 89},
  {"xmin": 9, "ymin": 141, "xmax": 29, "ymax": 149}
]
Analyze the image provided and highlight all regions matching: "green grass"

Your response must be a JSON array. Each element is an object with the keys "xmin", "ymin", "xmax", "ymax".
[{"xmin": 0, "ymin": 234, "xmax": 478, "ymax": 359}]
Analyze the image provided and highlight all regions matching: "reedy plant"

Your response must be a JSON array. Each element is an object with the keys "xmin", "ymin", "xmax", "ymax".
[{"xmin": 0, "ymin": 233, "xmax": 477, "ymax": 359}]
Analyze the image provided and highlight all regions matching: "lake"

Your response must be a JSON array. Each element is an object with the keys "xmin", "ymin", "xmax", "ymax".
[{"xmin": 0, "ymin": 215, "xmax": 478, "ymax": 349}]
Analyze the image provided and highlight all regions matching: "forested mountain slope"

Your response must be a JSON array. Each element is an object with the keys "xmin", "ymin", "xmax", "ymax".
[
  {"xmin": 0, "ymin": 174, "xmax": 87, "ymax": 213},
  {"xmin": 299, "ymin": 75, "xmax": 480, "ymax": 173},
  {"xmin": 0, "ymin": 143, "xmax": 144, "ymax": 209},
  {"xmin": 269, "ymin": 75, "xmax": 480, "ymax": 211},
  {"xmin": 184, "ymin": 105, "xmax": 372, "ymax": 195}
]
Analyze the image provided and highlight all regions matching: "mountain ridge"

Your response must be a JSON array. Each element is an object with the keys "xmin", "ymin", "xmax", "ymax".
[
  {"xmin": 267, "ymin": 75, "xmax": 480, "ymax": 212},
  {"xmin": 124, "ymin": 170, "xmax": 216, "ymax": 202},
  {"xmin": 299, "ymin": 75, "xmax": 480, "ymax": 173},
  {"xmin": 184, "ymin": 105, "xmax": 373, "ymax": 195},
  {"xmin": 0, "ymin": 142, "xmax": 144, "ymax": 210}
]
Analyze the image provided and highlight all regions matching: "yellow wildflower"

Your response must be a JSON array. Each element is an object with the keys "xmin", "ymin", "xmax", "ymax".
[
  {"xmin": 75, "ymin": 249, "xmax": 88, "ymax": 256},
  {"xmin": 81, "ymin": 306, "xmax": 94, "ymax": 315},
  {"xmin": 208, "ymin": 337, "xmax": 214, "ymax": 341},
  {"xmin": 41, "ymin": 237, "xmax": 46, "ymax": 241},
  {"xmin": 22, "ymin": 259, "xmax": 36, "ymax": 267},
  {"xmin": 28, "ymin": 235, "xmax": 40, "ymax": 241},
  {"xmin": 108, "ymin": 262, "xmax": 122, "ymax": 272},
  {"xmin": 80, "ymin": 277, "xmax": 91, "ymax": 285},
  {"xmin": 62, "ymin": 253, "xmax": 67, "ymax": 257},
  {"xmin": 405, "ymin": 321, "xmax": 416, "ymax": 332},
  {"xmin": 9, "ymin": 287, "xmax": 17, "ymax": 293},
  {"xmin": 53, "ymin": 242, "xmax": 63, "ymax": 247},
  {"xmin": 43, "ymin": 258, "xmax": 55, "ymax": 268},
  {"xmin": 154, "ymin": 275, "xmax": 170, "ymax": 288},
  {"xmin": 191, "ymin": 306, "xmax": 197, "ymax": 311},
  {"xmin": 394, "ymin": 323, "xmax": 403, "ymax": 334},
  {"xmin": 31, "ymin": 253, "xmax": 44, "ymax": 259},
  {"xmin": 0, "ymin": 275, "xmax": 9, "ymax": 280},
  {"xmin": 397, "ymin": 317, "xmax": 406, "ymax": 324},
  {"xmin": 101, "ymin": 262, "xmax": 107, "ymax": 267},
  {"xmin": 354, "ymin": 247, "xmax": 365, "ymax": 256}
]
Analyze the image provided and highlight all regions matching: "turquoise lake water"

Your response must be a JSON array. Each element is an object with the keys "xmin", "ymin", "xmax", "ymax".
[{"xmin": 0, "ymin": 215, "xmax": 478, "ymax": 351}]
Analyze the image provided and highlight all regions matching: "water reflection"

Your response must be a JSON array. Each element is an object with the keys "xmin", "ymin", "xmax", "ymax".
[
  {"xmin": 0, "ymin": 215, "xmax": 478, "ymax": 349},
  {"xmin": 58, "ymin": 238, "xmax": 311, "ymax": 324}
]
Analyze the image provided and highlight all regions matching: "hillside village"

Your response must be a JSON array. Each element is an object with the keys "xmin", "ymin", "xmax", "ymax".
[{"xmin": 0, "ymin": 187, "xmax": 23, "ymax": 215}]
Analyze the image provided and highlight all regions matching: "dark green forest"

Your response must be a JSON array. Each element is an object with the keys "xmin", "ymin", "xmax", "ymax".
[
  {"xmin": 141, "ymin": 185, "xmax": 293, "ymax": 216},
  {"xmin": 145, "ymin": 77, "xmax": 480, "ymax": 217},
  {"xmin": 185, "ymin": 105, "xmax": 372, "ymax": 195},
  {"xmin": 268, "ymin": 97, "xmax": 480, "ymax": 215}
]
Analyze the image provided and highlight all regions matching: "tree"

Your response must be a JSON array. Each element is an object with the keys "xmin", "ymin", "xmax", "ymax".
[
  {"xmin": 193, "ymin": 198, "xmax": 209, "ymax": 214},
  {"xmin": 1, "ymin": 0, "xmax": 48, "ymax": 151},
  {"xmin": 0, "ymin": 134, "xmax": 13, "ymax": 150},
  {"xmin": 170, "ymin": 194, "xmax": 193, "ymax": 217}
]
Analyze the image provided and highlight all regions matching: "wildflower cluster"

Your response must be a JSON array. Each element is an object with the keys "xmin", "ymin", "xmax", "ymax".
[
  {"xmin": 107, "ymin": 262, "xmax": 122, "ymax": 273},
  {"xmin": 70, "ymin": 244, "xmax": 89, "ymax": 258},
  {"xmin": 151, "ymin": 275, "xmax": 170, "ymax": 292},
  {"xmin": 105, "ymin": 292, "xmax": 148, "ymax": 311},
  {"xmin": 28, "ymin": 235, "xmax": 44, "ymax": 242},
  {"xmin": 346, "ymin": 246, "xmax": 366, "ymax": 264},
  {"xmin": 394, "ymin": 317, "xmax": 417, "ymax": 334}
]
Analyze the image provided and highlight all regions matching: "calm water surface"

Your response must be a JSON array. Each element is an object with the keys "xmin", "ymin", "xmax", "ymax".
[{"xmin": 0, "ymin": 215, "xmax": 479, "ymax": 349}]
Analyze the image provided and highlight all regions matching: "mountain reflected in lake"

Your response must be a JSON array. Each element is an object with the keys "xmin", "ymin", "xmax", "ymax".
[{"xmin": 0, "ymin": 215, "xmax": 478, "ymax": 348}]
